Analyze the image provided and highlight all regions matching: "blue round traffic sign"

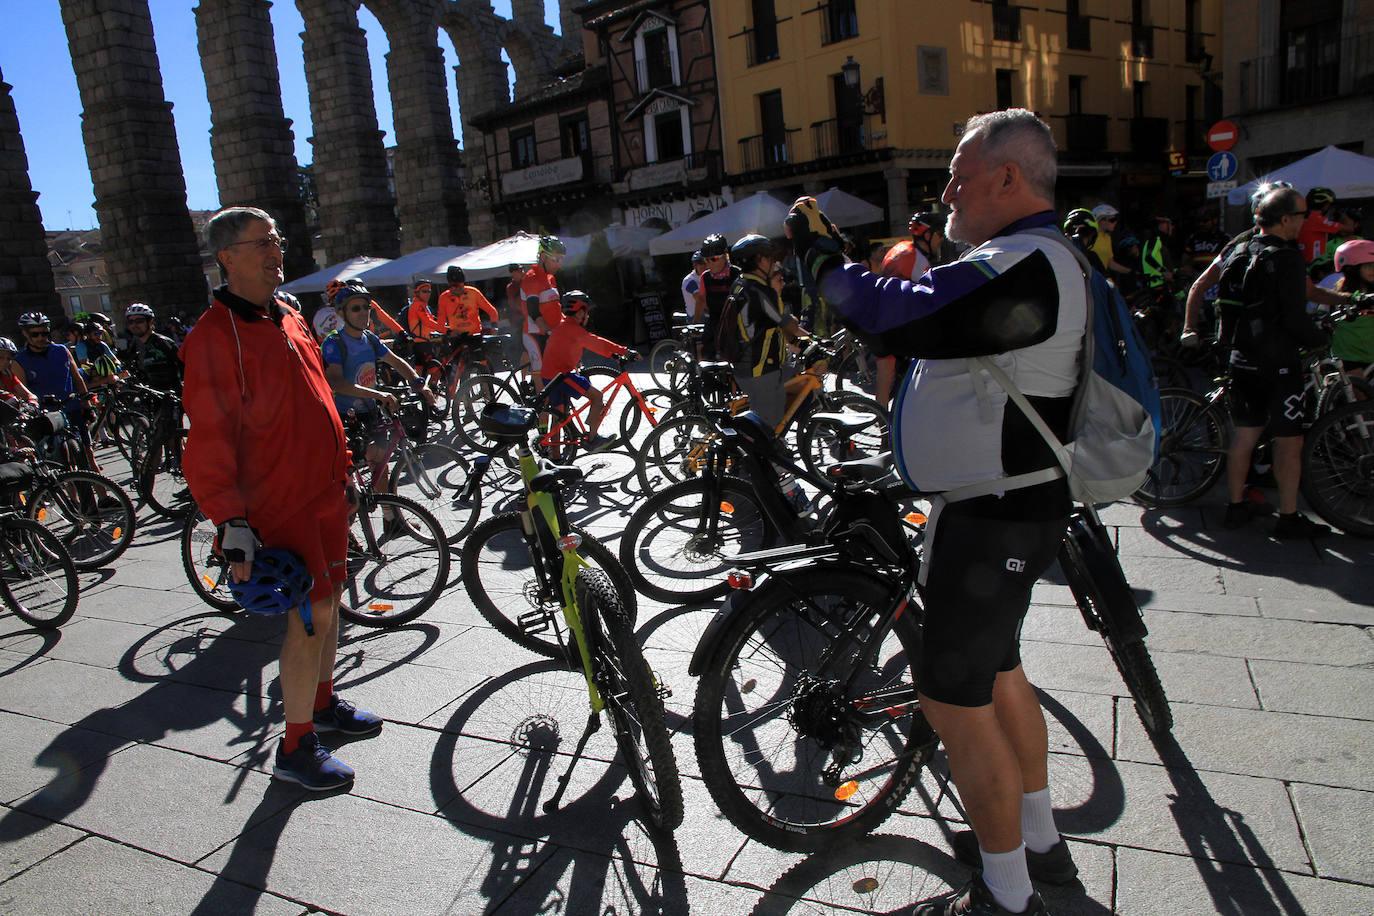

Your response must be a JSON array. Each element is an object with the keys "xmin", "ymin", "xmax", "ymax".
[{"xmin": 1207, "ymin": 151, "xmax": 1237, "ymax": 182}]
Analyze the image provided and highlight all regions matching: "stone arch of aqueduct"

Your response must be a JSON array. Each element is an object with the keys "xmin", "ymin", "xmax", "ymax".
[{"xmin": 1, "ymin": 0, "xmax": 579, "ymax": 324}]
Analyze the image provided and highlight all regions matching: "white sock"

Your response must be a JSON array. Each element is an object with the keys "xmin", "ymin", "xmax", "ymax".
[
  {"xmin": 979, "ymin": 843, "xmax": 1033, "ymax": 913},
  {"xmin": 1021, "ymin": 787, "xmax": 1061, "ymax": 854}
]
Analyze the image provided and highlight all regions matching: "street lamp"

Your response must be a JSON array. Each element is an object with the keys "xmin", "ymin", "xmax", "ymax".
[{"xmin": 840, "ymin": 56, "xmax": 885, "ymax": 120}]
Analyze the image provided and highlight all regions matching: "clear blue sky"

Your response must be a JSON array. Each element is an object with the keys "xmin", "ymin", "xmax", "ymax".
[{"xmin": 0, "ymin": 0, "xmax": 558, "ymax": 231}]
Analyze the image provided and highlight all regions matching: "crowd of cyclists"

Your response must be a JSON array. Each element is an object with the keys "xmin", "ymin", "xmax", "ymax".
[{"xmin": 4, "ymin": 108, "xmax": 1372, "ymax": 913}]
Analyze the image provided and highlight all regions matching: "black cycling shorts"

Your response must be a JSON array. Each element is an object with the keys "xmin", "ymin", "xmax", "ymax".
[
  {"xmin": 1229, "ymin": 366, "xmax": 1305, "ymax": 438},
  {"xmin": 918, "ymin": 510, "xmax": 1066, "ymax": 707}
]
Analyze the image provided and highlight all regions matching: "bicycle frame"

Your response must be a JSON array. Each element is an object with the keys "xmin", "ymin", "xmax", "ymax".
[{"xmin": 538, "ymin": 367, "xmax": 658, "ymax": 454}]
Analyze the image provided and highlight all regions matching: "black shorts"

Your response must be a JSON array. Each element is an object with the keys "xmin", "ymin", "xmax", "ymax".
[
  {"xmin": 1229, "ymin": 366, "xmax": 1305, "ymax": 437},
  {"xmin": 918, "ymin": 510, "xmax": 1066, "ymax": 707}
]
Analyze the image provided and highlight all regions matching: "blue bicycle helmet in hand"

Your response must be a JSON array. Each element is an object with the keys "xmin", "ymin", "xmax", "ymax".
[{"xmin": 228, "ymin": 548, "xmax": 316, "ymax": 635}]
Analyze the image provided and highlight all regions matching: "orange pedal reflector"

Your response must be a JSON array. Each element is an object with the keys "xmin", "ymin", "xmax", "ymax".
[
  {"xmin": 720, "ymin": 501, "xmax": 735, "ymax": 514},
  {"xmin": 36, "ymin": 508, "xmax": 47, "ymax": 521},
  {"xmin": 201, "ymin": 574, "xmax": 215, "ymax": 588},
  {"xmin": 368, "ymin": 603, "xmax": 394, "ymax": 614},
  {"xmin": 112, "ymin": 527, "xmax": 123, "ymax": 540},
  {"xmin": 740, "ymin": 678, "xmax": 757, "ymax": 694},
  {"xmin": 904, "ymin": 511, "xmax": 927, "ymax": 525},
  {"xmin": 834, "ymin": 780, "xmax": 859, "ymax": 801},
  {"xmin": 853, "ymin": 877, "xmax": 880, "ymax": 894}
]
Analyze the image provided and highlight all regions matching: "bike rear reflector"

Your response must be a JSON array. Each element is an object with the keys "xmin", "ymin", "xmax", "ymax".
[
  {"xmin": 112, "ymin": 527, "xmax": 123, "ymax": 540},
  {"xmin": 904, "ymin": 511, "xmax": 928, "ymax": 525},
  {"xmin": 726, "ymin": 570, "xmax": 753, "ymax": 590},
  {"xmin": 368, "ymin": 603, "xmax": 394, "ymax": 614},
  {"xmin": 834, "ymin": 780, "xmax": 859, "ymax": 801},
  {"xmin": 557, "ymin": 533, "xmax": 583, "ymax": 552},
  {"xmin": 720, "ymin": 501, "xmax": 735, "ymax": 514}
]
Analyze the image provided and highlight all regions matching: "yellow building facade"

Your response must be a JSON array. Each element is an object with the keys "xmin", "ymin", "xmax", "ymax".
[{"xmin": 712, "ymin": 0, "xmax": 1221, "ymax": 234}]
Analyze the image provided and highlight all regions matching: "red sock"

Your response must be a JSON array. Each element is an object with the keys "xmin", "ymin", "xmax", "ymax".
[
  {"xmin": 314, "ymin": 678, "xmax": 334, "ymax": 713},
  {"xmin": 283, "ymin": 721, "xmax": 313, "ymax": 755}
]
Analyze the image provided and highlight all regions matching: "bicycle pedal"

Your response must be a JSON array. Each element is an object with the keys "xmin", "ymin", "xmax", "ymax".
[
  {"xmin": 517, "ymin": 609, "xmax": 553, "ymax": 635},
  {"xmin": 655, "ymin": 682, "xmax": 673, "ymax": 701}
]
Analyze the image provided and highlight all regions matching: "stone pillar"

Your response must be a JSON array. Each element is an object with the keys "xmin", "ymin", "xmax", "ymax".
[
  {"xmin": 387, "ymin": 37, "xmax": 469, "ymax": 249},
  {"xmin": 0, "ymin": 69, "xmax": 60, "ymax": 328},
  {"xmin": 558, "ymin": 0, "xmax": 582, "ymax": 57},
  {"xmin": 297, "ymin": 0, "xmax": 399, "ymax": 262},
  {"xmin": 444, "ymin": 3, "xmax": 515, "ymax": 244},
  {"xmin": 59, "ymin": 0, "xmax": 207, "ymax": 312},
  {"xmin": 885, "ymin": 167, "xmax": 911, "ymax": 236},
  {"xmin": 195, "ymin": 0, "xmax": 314, "ymax": 278}
]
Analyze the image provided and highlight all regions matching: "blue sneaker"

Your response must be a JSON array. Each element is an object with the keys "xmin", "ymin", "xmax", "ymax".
[
  {"xmin": 313, "ymin": 695, "xmax": 383, "ymax": 736},
  {"xmin": 272, "ymin": 732, "xmax": 354, "ymax": 791},
  {"xmin": 584, "ymin": 433, "xmax": 618, "ymax": 453}
]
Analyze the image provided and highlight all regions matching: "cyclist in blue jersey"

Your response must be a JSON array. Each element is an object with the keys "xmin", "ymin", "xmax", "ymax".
[
  {"xmin": 12, "ymin": 311, "xmax": 101, "ymax": 472},
  {"xmin": 321, "ymin": 285, "xmax": 433, "ymax": 498}
]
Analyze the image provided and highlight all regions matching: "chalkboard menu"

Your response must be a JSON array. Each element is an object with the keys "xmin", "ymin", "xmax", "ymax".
[{"xmin": 639, "ymin": 292, "xmax": 669, "ymax": 343}]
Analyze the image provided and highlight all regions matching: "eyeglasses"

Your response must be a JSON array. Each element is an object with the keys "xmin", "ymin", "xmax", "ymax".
[
  {"xmin": 1289, "ymin": 210, "xmax": 1309, "ymax": 219},
  {"xmin": 225, "ymin": 235, "xmax": 288, "ymax": 253}
]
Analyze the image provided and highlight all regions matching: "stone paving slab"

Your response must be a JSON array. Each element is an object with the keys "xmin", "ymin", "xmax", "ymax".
[
  {"xmin": 1221, "ymin": 562, "xmax": 1374, "ymax": 606},
  {"xmin": 1257, "ymin": 595, "xmax": 1374, "ymax": 626},
  {"xmin": 0, "ymin": 709, "xmax": 131, "ymax": 805},
  {"xmin": 1116, "ymin": 845, "xmax": 1374, "ymax": 915},
  {"xmin": 1022, "ymin": 640, "xmax": 1260, "ymax": 711},
  {"xmin": 1248, "ymin": 658, "xmax": 1374, "ymax": 721},
  {"xmin": 0, "ymin": 834, "xmax": 306, "ymax": 916},
  {"xmin": 1290, "ymin": 783, "xmax": 1374, "ymax": 884},
  {"xmin": 0, "ymin": 805, "xmax": 84, "ymax": 878}
]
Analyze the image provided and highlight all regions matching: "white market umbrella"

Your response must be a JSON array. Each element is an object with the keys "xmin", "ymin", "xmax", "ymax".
[
  {"xmin": 278, "ymin": 256, "xmax": 391, "ymax": 294},
  {"xmin": 564, "ymin": 223, "xmax": 666, "ymax": 266},
  {"xmin": 353, "ymin": 246, "xmax": 474, "ymax": 288},
  {"xmin": 649, "ymin": 192, "xmax": 791, "ymax": 256},
  {"xmin": 420, "ymin": 232, "xmax": 541, "ymax": 283},
  {"xmin": 814, "ymin": 187, "xmax": 885, "ymax": 227},
  {"xmin": 1227, "ymin": 145, "xmax": 1374, "ymax": 206}
]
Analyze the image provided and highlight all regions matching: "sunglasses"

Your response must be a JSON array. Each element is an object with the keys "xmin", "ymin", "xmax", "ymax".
[
  {"xmin": 27, "ymin": 329, "xmax": 51, "ymax": 338},
  {"xmin": 345, "ymin": 304, "xmax": 370, "ymax": 314}
]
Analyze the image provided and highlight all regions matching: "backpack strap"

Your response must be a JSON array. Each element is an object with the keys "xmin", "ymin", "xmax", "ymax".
[{"xmin": 939, "ymin": 226, "xmax": 1093, "ymax": 505}]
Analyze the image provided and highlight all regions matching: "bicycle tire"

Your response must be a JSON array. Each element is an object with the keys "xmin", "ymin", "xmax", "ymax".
[
  {"xmin": 134, "ymin": 425, "xmax": 193, "ymax": 520},
  {"xmin": 391, "ymin": 442, "xmax": 481, "ymax": 544},
  {"xmin": 27, "ymin": 469, "xmax": 136, "ymax": 570},
  {"xmin": 584, "ymin": 568, "xmax": 684, "ymax": 832},
  {"xmin": 340, "ymin": 492, "xmax": 450, "ymax": 627},
  {"xmin": 620, "ymin": 475, "xmax": 775, "ymax": 604},
  {"xmin": 635, "ymin": 413, "xmax": 716, "ymax": 492},
  {"xmin": 180, "ymin": 509, "xmax": 239, "ymax": 613},
  {"xmin": 453, "ymin": 373, "xmax": 522, "ymax": 454},
  {"xmin": 1133, "ymin": 386, "xmax": 1226, "ymax": 507},
  {"xmin": 1059, "ymin": 519, "xmax": 1172, "ymax": 734},
  {"xmin": 620, "ymin": 387, "xmax": 678, "ymax": 447},
  {"xmin": 832, "ymin": 346, "xmax": 877, "ymax": 394},
  {"xmin": 1316, "ymin": 375, "xmax": 1374, "ymax": 417},
  {"xmin": 798, "ymin": 396, "xmax": 890, "ymax": 480},
  {"xmin": 693, "ymin": 566, "xmax": 935, "ymax": 851},
  {"xmin": 1300, "ymin": 400, "xmax": 1374, "ymax": 537},
  {"xmin": 0, "ymin": 518, "xmax": 79, "ymax": 630},
  {"xmin": 648, "ymin": 339, "xmax": 688, "ymax": 390},
  {"xmin": 461, "ymin": 512, "xmax": 637, "ymax": 659}
]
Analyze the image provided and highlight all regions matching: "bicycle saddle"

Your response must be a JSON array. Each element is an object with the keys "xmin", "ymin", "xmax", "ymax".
[
  {"xmin": 697, "ymin": 360, "xmax": 733, "ymax": 373},
  {"xmin": 809, "ymin": 411, "xmax": 876, "ymax": 434},
  {"xmin": 529, "ymin": 460, "xmax": 584, "ymax": 494},
  {"xmin": 826, "ymin": 452, "xmax": 895, "ymax": 483},
  {"xmin": 478, "ymin": 404, "xmax": 537, "ymax": 442}
]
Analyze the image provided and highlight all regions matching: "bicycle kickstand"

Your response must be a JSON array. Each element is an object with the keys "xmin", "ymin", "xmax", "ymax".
[{"xmin": 541, "ymin": 711, "xmax": 601, "ymax": 814}]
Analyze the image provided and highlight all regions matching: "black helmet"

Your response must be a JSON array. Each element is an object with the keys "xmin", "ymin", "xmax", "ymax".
[
  {"xmin": 701, "ymin": 233, "xmax": 729, "ymax": 257},
  {"xmin": 691, "ymin": 249, "xmax": 705, "ymax": 264},
  {"xmin": 538, "ymin": 235, "xmax": 567, "ymax": 257},
  {"xmin": 729, "ymin": 234, "xmax": 775, "ymax": 269},
  {"xmin": 1307, "ymin": 186, "xmax": 1336, "ymax": 208},
  {"xmin": 908, "ymin": 211, "xmax": 946, "ymax": 240},
  {"xmin": 560, "ymin": 289, "xmax": 592, "ymax": 316},
  {"xmin": 446, "ymin": 265, "xmax": 465, "ymax": 283}
]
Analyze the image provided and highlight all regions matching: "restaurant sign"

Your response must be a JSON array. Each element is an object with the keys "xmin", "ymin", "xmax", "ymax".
[
  {"xmin": 501, "ymin": 156, "xmax": 584, "ymax": 196},
  {"xmin": 622, "ymin": 191, "xmax": 733, "ymax": 230}
]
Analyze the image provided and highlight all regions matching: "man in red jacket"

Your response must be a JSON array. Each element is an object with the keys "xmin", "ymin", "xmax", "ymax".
[{"xmin": 182, "ymin": 206, "xmax": 381, "ymax": 792}]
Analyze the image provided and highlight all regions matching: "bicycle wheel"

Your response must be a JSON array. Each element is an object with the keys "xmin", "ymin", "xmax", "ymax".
[
  {"xmin": 453, "ymin": 373, "xmax": 522, "ymax": 454},
  {"xmin": 584, "ymin": 568, "xmax": 684, "ymax": 832},
  {"xmin": 1316, "ymin": 375, "xmax": 1374, "ymax": 417},
  {"xmin": 649, "ymin": 338, "xmax": 689, "ymax": 390},
  {"xmin": 693, "ymin": 566, "xmax": 935, "ymax": 851},
  {"xmin": 635, "ymin": 413, "xmax": 716, "ymax": 492},
  {"xmin": 798, "ymin": 398, "xmax": 890, "ymax": 480},
  {"xmin": 1060, "ymin": 518, "xmax": 1172, "ymax": 735},
  {"xmin": 0, "ymin": 518, "xmax": 79, "ymax": 629},
  {"xmin": 1133, "ymin": 386, "xmax": 1226, "ymax": 507},
  {"xmin": 620, "ymin": 475, "xmax": 774, "ymax": 604},
  {"xmin": 180, "ymin": 509, "xmax": 239, "ymax": 613},
  {"xmin": 620, "ymin": 387, "xmax": 677, "ymax": 447},
  {"xmin": 134, "ymin": 429, "xmax": 193, "ymax": 520},
  {"xmin": 461, "ymin": 512, "xmax": 637, "ymax": 659},
  {"xmin": 391, "ymin": 443, "xmax": 481, "ymax": 544},
  {"xmin": 1301, "ymin": 400, "xmax": 1374, "ymax": 537},
  {"xmin": 27, "ymin": 470, "xmax": 136, "ymax": 570},
  {"xmin": 340, "ymin": 493, "xmax": 450, "ymax": 627},
  {"xmin": 832, "ymin": 345, "xmax": 877, "ymax": 394}
]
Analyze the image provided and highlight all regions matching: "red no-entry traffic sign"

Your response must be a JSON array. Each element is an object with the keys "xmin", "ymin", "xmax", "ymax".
[{"xmin": 1207, "ymin": 120, "xmax": 1239, "ymax": 152}]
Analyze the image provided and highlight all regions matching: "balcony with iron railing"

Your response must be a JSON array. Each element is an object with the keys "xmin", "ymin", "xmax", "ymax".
[
  {"xmin": 1064, "ymin": 114, "xmax": 1109, "ymax": 154},
  {"xmin": 1236, "ymin": 32, "xmax": 1374, "ymax": 114},
  {"xmin": 811, "ymin": 115, "xmax": 887, "ymax": 160},
  {"xmin": 738, "ymin": 26, "xmax": 781, "ymax": 67},
  {"xmin": 1130, "ymin": 116, "xmax": 1169, "ymax": 153},
  {"xmin": 738, "ymin": 130, "xmax": 797, "ymax": 172},
  {"xmin": 820, "ymin": 2, "xmax": 859, "ymax": 46}
]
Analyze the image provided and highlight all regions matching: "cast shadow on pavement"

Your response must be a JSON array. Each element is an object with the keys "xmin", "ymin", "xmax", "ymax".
[
  {"xmin": 0, "ymin": 626, "xmax": 60, "ymax": 678},
  {"xmin": 430, "ymin": 658, "xmax": 689, "ymax": 913}
]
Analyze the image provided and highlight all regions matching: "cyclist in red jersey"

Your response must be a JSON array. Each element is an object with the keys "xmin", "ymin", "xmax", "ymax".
[
  {"xmin": 0, "ymin": 337, "xmax": 36, "ymax": 405},
  {"xmin": 541, "ymin": 290, "xmax": 638, "ymax": 451},
  {"xmin": 520, "ymin": 235, "xmax": 568, "ymax": 392},
  {"xmin": 1297, "ymin": 187, "xmax": 1341, "ymax": 263}
]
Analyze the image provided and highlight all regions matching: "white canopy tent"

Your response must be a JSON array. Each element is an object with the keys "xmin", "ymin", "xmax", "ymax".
[
  {"xmin": 814, "ymin": 187, "xmax": 886, "ymax": 227},
  {"xmin": 278, "ymin": 256, "xmax": 391, "ymax": 294},
  {"xmin": 564, "ymin": 223, "xmax": 666, "ymax": 265},
  {"xmin": 419, "ymin": 232, "xmax": 539, "ymax": 283},
  {"xmin": 352, "ymin": 246, "xmax": 473, "ymax": 288},
  {"xmin": 1227, "ymin": 145, "xmax": 1374, "ymax": 206},
  {"xmin": 649, "ymin": 192, "xmax": 791, "ymax": 256}
]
